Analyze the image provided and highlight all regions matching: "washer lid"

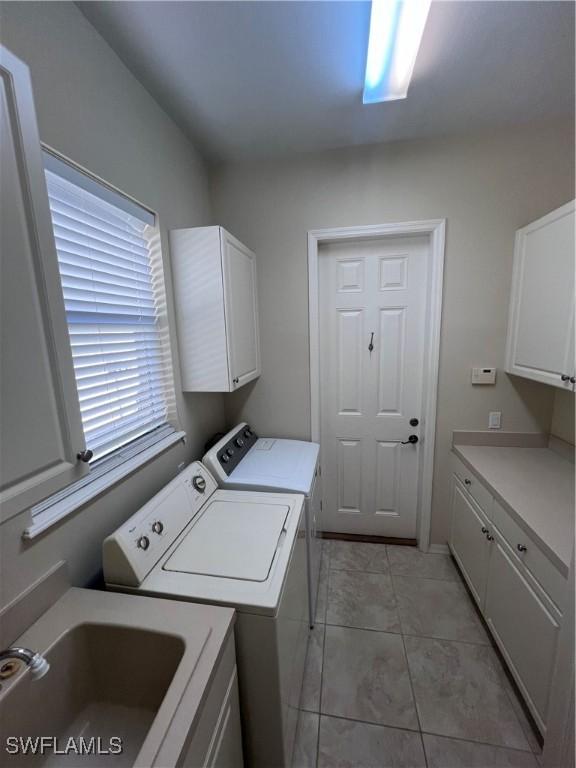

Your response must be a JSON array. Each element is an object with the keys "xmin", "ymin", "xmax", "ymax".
[{"xmin": 163, "ymin": 499, "xmax": 290, "ymax": 581}]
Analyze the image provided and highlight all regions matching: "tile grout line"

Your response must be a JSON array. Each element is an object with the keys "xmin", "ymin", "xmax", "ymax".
[
  {"xmin": 321, "ymin": 622, "xmax": 491, "ymax": 647},
  {"xmin": 399, "ymin": 629, "xmax": 426, "ymax": 737},
  {"xmin": 388, "ymin": 550, "xmax": 430, "ymax": 768},
  {"xmin": 314, "ymin": 710, "xmax": 424, "ymax": 736},
  {"xmin": 419, "ymin": 729, "xmax": 540, "ymax": 755},
  {"xmin": 315, "ymin": 541, "xmax": 330, "ymax": 768},
  {"xmin": 302, "ymin": 709, "xmax": 539, "ymax": 758}
]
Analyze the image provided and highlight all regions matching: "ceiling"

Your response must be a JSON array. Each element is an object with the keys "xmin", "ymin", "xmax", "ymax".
[{"xmin": 78, "ymin": 1, "xmax": 575, "ymax": 163}]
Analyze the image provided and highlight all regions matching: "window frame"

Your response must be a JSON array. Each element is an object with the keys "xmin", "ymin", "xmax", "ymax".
[{"xmin": 24, "ymin": 146, "xmax": 184, "ymax": 539}]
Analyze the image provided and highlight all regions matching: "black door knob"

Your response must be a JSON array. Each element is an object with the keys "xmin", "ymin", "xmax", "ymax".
[
  {"xmin": 409, "ymin": 418, "xmax": 419, "ymax": 427},
  {"xmin": 401, "ymin": 435, "xmax": 419, "ymax": 445}
]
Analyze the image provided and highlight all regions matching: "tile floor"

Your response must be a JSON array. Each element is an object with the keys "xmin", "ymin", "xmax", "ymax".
[{"xmin": 293, "ymin": 541, "xmax": 543, "ymax": 768}]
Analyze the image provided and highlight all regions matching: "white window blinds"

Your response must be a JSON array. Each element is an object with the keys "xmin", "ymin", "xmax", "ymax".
[{"xmin": 43, "ymin": 154, "xmax": 178, "ymax": 463}]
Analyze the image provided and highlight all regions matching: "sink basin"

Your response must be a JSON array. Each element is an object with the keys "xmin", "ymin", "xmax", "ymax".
[
  {"xmin": 0, "ymin": 587, "xmax": 235, "ymax": 767},
  {"xmin": 0, "ymin": 624, "xmax": 184, "ymax": 766}
]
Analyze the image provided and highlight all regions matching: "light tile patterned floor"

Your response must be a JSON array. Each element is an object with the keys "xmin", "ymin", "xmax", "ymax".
[{"xmin": 293, "ymin": 541, "xmax": 542, "ymax": 768}]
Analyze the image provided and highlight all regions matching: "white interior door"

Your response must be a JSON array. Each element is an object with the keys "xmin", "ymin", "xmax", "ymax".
[{"xmin": 319, "ymin": 236, "xmax": 428, "ymax": 537}]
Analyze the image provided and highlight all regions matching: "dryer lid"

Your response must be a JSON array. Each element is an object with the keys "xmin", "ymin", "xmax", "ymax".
[{"xmin": 163, "ymin": 499, "xmax": 290, "ymax": 582}]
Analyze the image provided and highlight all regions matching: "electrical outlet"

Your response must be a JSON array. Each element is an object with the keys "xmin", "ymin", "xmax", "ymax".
[{"xmin": 488, "ymin": 411, "xmax": 502, "ymax": 429}]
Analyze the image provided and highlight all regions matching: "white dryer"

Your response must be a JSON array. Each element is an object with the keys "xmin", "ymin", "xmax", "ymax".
[
  {"xmin": 202, "ymin": 423, "xmax": 322, "ymax": 627},
  {"xmin": 103, "ymin": 462, "xmax": 308, "ymax": 768}
]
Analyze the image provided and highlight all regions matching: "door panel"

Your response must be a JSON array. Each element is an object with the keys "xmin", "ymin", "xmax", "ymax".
[
  {"xmin": 337, "ymin": 258, "xmax": 364, "ymax": 292},
  {"xmin": 221, "ymin": 231, "xmax": 260, "ymax": 388},
  {"xmin": 0, "ymin": 47, "xmax": 88, "ymax": 521},
  {"xmin": 319, "ymin": 236, "xmax": 428, "ymax": 536},
  {"xmin": 375, "ymin": 441, "xmax": 400, "ymax": 514},
  {"xmin": 337, "ymin": 439, "xmax": 362, "ymax": 514},
  {"xmin": 337, "ymin": 309, "xmax": 364, "ymax": 414},
  {"xmin": 379, "ymin": 255, "xmax": 408, "ymax": 290},
  {"xmin": 377, "ymin": 307, "xmax": 405, "ymax": 414}
]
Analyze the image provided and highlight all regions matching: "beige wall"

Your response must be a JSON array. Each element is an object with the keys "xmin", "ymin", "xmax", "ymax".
[
  {"xmin": 551, "ymin": 391, "xmax": 576, "ymax": 446},
  {"xmin": 0, "ymin": 2, "xmax": 224, "ymax": 607},
  {"xmin": 211, "ymin": 122, "xmax": 574, "ymax": 545}
]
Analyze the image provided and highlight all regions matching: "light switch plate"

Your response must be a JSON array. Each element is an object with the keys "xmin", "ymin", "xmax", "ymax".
[
  {"xmin": 488, "ymin": 411, "xmax": 502, "ymax": 429},
  {"xmin": 472, "ymin": 367, "xmax": 497, "ymax": 385}
]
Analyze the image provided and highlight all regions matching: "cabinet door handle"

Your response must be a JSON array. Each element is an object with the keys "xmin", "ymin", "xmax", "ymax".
[
  {"xmin": 571, "ymin": 377, "xmax": 576, "ymax": 385},
  {"xmin": 517, "ymin": 543, "xmax": 527, "ymax": 553},
  {"xmin": 77, "ymin": 449, "xmax": 93, "ymax": 463},
  {"xmin": 486, "ymin": 534, "xmax": 494, "ymax": 541},
  {"xmin": 481, "ymin": 526, "xmax": 489, "ymax": 534},
  {"xmin": 561, "ymin": 374, "xmax": 571, "ymax": 381},
  {"xmin": 464, "ymin": 478, "xmax": 472, "ymax": 486}
]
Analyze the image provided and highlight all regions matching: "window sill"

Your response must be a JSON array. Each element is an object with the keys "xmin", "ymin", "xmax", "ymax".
[{"xmin": 23, "ymin": 430, "xmax": 186, "ymax": 541}]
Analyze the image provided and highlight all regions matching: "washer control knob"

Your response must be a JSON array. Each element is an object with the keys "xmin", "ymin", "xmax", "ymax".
[
  {"xmin": 244, "ymin": 428, "xmax": 252, "ymax": 438},
  {"xmin": 137, "ymin": 535, "xmax": 150, "ymax": 550},
  {"xmin": 235, "ymin": 437, "xmax": 244, "ymax": 447},
  {"xmin": 226, "ymin": 448, "xmax": 235, "ymax": 457},
  {"xmin": 152, "ymin": 521, "xmax": 164, "ymax": 535},
  {"xmin": 192, "ymin": 475, "xmax": 206, "ymax": 493},
  {"xmin": 221, "ymin": 454, "xmax": 229, "ymax": 463}
]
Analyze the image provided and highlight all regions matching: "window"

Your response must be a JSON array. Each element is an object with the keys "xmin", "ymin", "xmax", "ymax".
[{"xmin": 26, "ymin": 151, "xmax": 183, "ymax": 536}]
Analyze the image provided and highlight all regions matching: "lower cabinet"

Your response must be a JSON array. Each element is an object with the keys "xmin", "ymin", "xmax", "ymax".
[
  {"xmin": 449, "ymin": 461, "xmax": 565, "ymax": 734},
  {"xmin": 450, "ymin": 479, "xmax": 492, "ymax": 609},
  {"xmin": 485, "ymin": 536, "xmax": 560, "ymax": 731},
  {"xmin": 181, "ymin": 635, "xmax": 244, "ymax": 767}
]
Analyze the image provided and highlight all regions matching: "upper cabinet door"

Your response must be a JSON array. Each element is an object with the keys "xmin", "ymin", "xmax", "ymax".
[
  {"xmin": 221, "ymin": 230, "xmax": 261, "ymax": 389},
  {"xmin": 0, "ymin": 47, "xmax": 88, "ymax": 522},
  {"xmin": 505, "ymin": 201, "xmax": 575, "ymax": 390},
  {"xmin": 170, "ymin": 226, "xmax": 261, "ymax": 392}
]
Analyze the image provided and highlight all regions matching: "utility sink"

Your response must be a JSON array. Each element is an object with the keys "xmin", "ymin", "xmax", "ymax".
[{"xmin": 0, "ymin": 588, "xmax": 235, "ymax": 767}]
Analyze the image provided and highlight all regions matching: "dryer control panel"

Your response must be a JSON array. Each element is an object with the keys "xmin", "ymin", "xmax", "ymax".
[
  {"xmin": 203, "ymin": 423, "xmax": 258, "ymax": 478},
  {"xmin": 103, "ymin": 461, "xmax": 218, "ymax": 587}
]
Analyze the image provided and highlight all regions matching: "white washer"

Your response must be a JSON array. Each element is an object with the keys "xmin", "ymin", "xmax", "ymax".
[
  {"xmin": 202, "ymin": 423, "xmax": 322, "ymax": 627},
  {"xmin": 103, "ymin": 462, "xmax": 308, "ymax": 768}
]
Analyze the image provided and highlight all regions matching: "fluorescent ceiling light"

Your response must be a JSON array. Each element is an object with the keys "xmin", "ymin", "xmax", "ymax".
[{"xmin": 363, "ymin": 0, "xmax": 431, "ymax": 104}]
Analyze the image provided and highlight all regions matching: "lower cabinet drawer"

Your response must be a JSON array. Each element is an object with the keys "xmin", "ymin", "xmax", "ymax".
[
  {"xmin": 484, "ymin": 537, "xmax": 560, "ymax": 732},
  {"xmin": 452, "ymin": 454, "xmax": 494, "ymax": 517},
  {"xmin": 492, "ymin": 500, "xmax": 566, "ymax": 613}
]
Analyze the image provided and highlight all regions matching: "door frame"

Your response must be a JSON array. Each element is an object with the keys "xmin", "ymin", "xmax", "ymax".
[{"xmin": 307, "ymin": 219, "xmax": 446, "ymax": 552}]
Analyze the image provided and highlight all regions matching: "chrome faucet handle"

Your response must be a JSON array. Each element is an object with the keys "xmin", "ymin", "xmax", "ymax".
[{"xmin": 0, "ymin": 647, "xmax": 50, "ymax": 680}]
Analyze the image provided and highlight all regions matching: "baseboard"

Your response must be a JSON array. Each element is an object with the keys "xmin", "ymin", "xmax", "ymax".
[
  {"xmin": 321, "ymin": 532, "xmax": 417, "ymax": 546},
  {"xmin": 427, "ymin": 543, "xmax": 450, "ymax": 555}
]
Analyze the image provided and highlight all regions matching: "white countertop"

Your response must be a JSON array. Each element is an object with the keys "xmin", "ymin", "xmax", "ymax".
[{"xmin": 453, "ymin": 444, "xmax": 574, "ymax": 573}]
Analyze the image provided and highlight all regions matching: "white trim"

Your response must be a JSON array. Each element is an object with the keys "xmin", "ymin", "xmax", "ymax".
[
  {"xmin": 23, "ymin": 430, "xmax": 186, "ymax": 540},
  {"xmin": 307, "ymin": 219, "xmax": 446, "ymax": 553},
  {"xmin": 427, "ymin": 543, "xmax": 450, "ymax": 555}
]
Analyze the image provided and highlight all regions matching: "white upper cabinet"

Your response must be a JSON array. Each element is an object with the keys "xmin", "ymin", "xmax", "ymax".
[
  {"xmin": 505, "ymin": 201, "xmax": 575, "ymax": 391},
  {"xmin": 170, "ymin": 226, "xmax": 261, "ymax": 392},
  {"xmin": 0, "ymin": 47, "xmax": 88, "ymax": 521}
]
